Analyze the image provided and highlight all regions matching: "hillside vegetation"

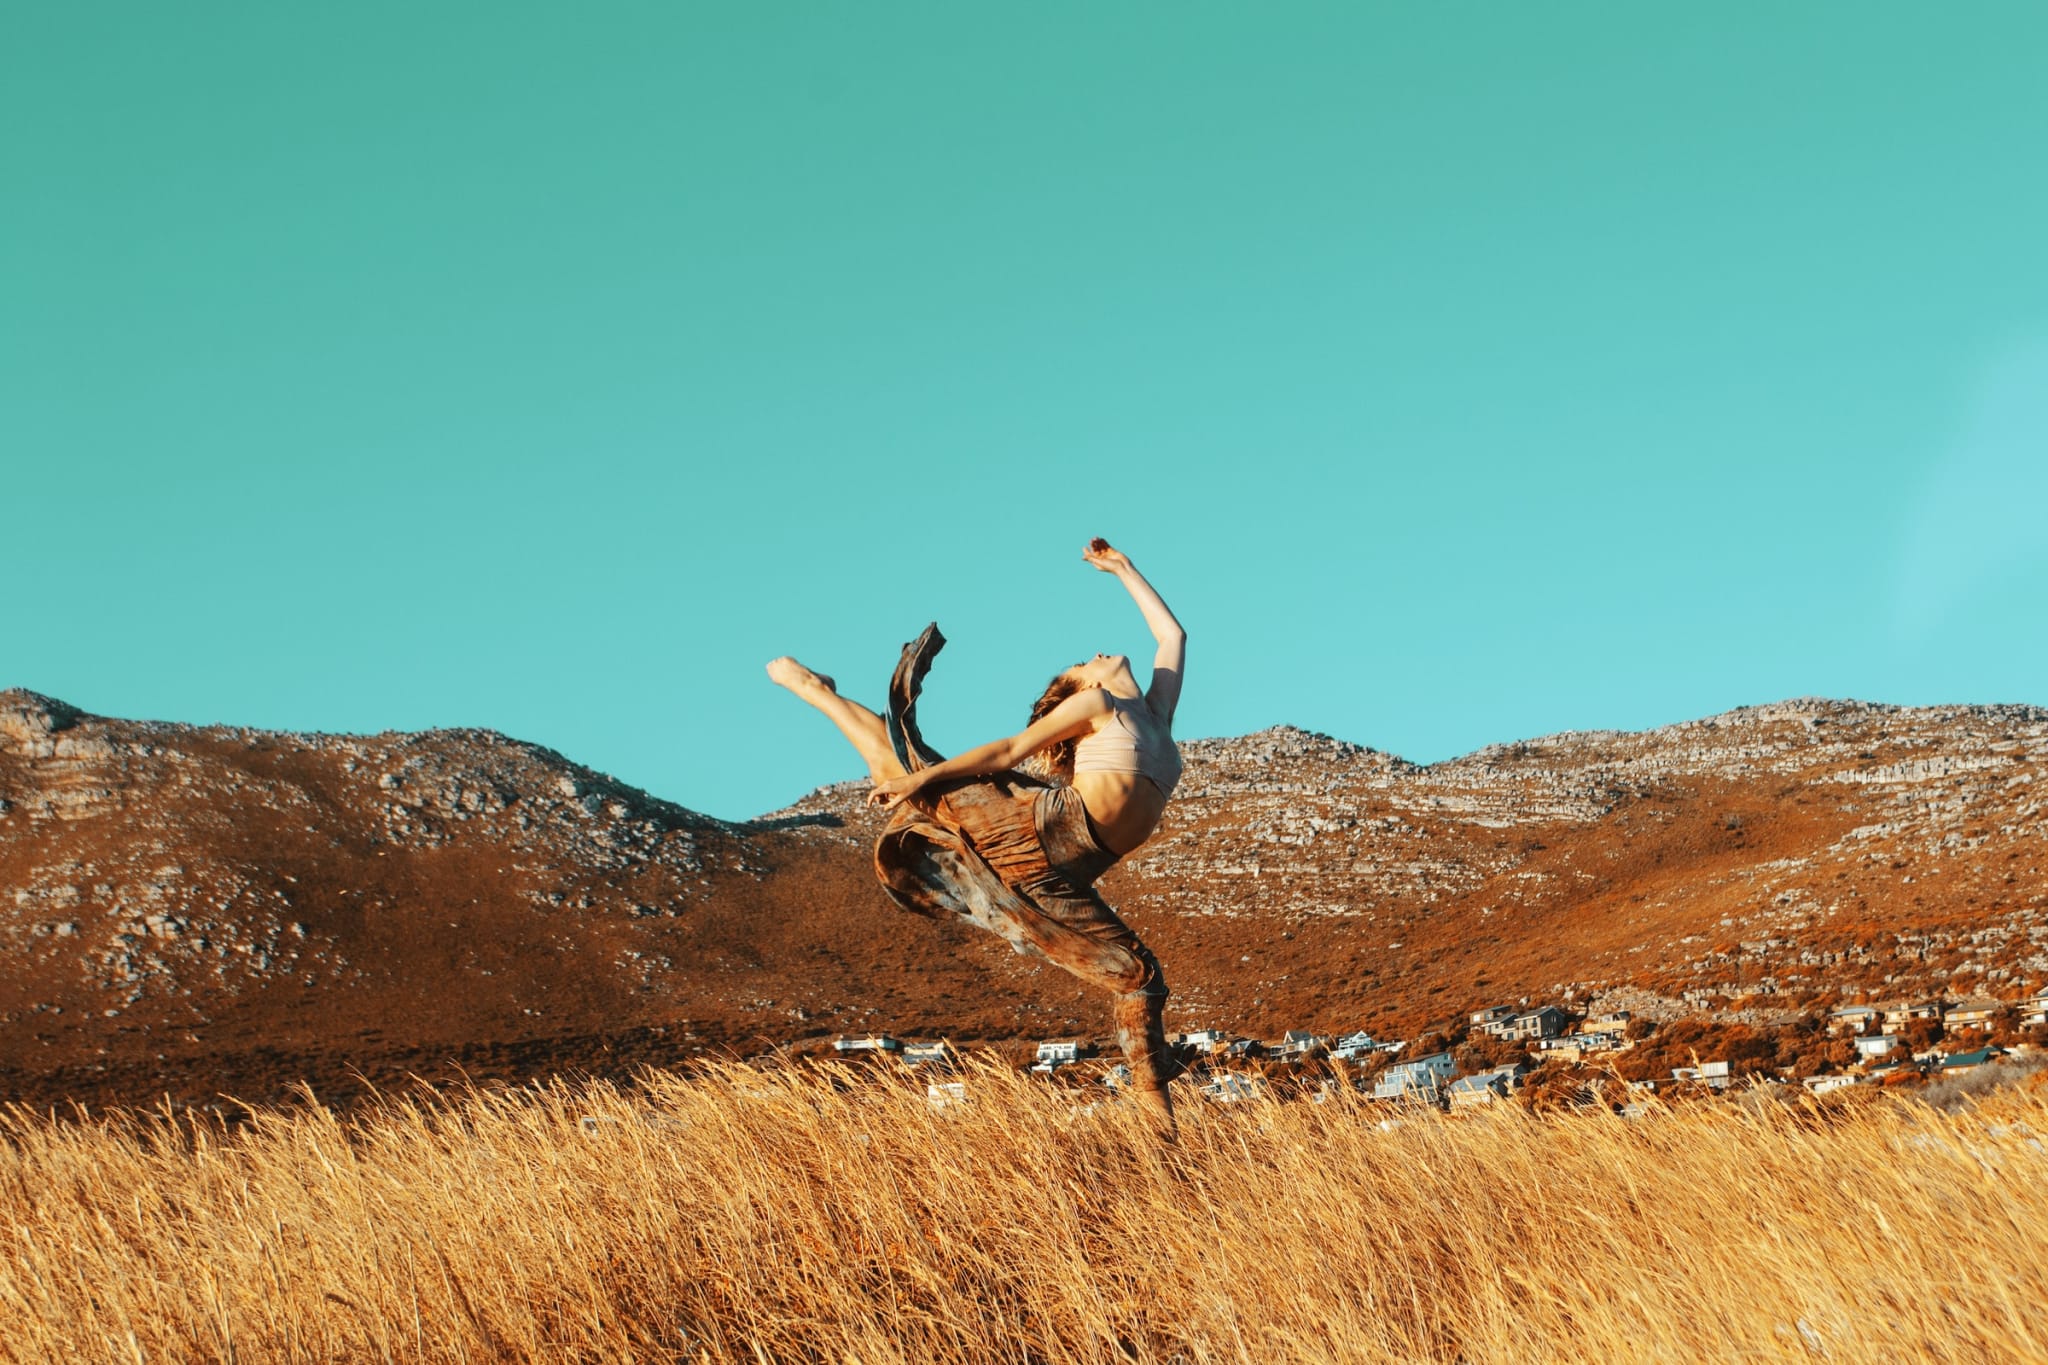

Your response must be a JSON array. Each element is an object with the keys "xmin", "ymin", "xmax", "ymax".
[{"xmin": 3, "ymin": 1064, "xmax": 2044, "ymax": 1363}]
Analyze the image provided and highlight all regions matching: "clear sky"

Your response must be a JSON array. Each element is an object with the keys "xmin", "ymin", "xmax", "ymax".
[{"xmin": 6, "ymin": 5, "xmax": 2045, "ymax": 820}]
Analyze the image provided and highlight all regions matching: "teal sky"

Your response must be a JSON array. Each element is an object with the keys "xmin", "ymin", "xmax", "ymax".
[{"xmin": 6, "ymin": 5, "xmax": 2046, "ymax": 820}]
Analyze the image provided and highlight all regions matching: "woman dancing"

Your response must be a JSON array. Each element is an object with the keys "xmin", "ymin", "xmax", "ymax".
[{"xmin": 766, "ymin": 539, "xmax": 1185, "ymax": 1133}]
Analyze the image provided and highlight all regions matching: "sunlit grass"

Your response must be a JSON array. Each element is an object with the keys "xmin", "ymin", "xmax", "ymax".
[{"xmin": 3, "ymin": 1061, "xmax": 2044, "ymax": 1363}]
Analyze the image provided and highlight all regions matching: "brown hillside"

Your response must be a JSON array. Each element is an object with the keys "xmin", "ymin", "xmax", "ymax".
[{"xmin": 2, "ymin": 688, "xmax": 2044, "ymax": 1108}]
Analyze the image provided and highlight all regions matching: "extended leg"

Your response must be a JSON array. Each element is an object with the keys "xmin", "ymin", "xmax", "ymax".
[
  {"xmin": 1113, "ymin": 984, "xmax": 1176, "ymax": 1139},
  {"xmin": 977, "ymin": 854, "xmax": 1178, "ymax": 1137},
  {"xmin": 767, "ymin": 658, "xmax": 906, "ymax": 782}
]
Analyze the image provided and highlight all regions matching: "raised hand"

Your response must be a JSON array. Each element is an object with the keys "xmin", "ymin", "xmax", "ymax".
[{"xmin": 1083, "ymin": 538, "xmax": 1132, "ymax": 574}]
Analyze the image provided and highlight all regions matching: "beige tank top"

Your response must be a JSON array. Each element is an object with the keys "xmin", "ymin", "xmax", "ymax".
[{"xmin": 1072, "ymin": 690, "xmax": 1182, "ymax": 796}]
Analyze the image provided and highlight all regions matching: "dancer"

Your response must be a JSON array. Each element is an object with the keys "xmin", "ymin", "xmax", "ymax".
[{"xmin": 766, "ymin": 539, "xmax": 1185, "ymax": 1134}]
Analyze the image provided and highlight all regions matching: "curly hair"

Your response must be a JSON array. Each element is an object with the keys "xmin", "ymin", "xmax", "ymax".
[{"xmin": 1024, "ymin": 665, "xmax": 1089, "ymax": 783}]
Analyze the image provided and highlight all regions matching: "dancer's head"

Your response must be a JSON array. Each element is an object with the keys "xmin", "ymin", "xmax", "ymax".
[
  {"xmin": 1029, "ymin": 655, "xmax": 1132, "ymax": 780},
  {"xmin": 1070, "ymin": 653, "xmax": 1131, "ymax": 688},
  {"xmin": 1029, "ymin": 666, "xmax": 1089, "ymax": 781}
]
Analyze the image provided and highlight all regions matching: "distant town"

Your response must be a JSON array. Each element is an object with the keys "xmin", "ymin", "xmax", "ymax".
[{"xmin": 829, "ymin": 982, "xmax": 2048, "ymax": 1111}]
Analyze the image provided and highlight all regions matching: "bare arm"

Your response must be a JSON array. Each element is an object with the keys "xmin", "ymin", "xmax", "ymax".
[
  {"xmin": 867, "ymin": 688, "xmax": 1111, "ymax": 808},
  {"xmin": 1083, "ymin": 540, "xmax": 1187, "ymax": 726}
]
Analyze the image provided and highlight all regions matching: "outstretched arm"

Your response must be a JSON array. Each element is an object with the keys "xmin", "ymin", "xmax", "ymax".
[
  {"xmin": 867, "ymin": 688, "xmax": 1111, "ymax": 808},
  {"xmin": 1083, "ymin": 540, "xmax": 1186, "ymax": 726}
]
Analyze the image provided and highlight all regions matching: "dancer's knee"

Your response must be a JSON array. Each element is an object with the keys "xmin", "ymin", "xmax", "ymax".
[
  {"xmin": 1092, "ymin": 952, "xmax": 1162, "ymax": 998},
  {"xmin": 1123, "ymin": 944, "xmax": 1167, "ymax": 999}
]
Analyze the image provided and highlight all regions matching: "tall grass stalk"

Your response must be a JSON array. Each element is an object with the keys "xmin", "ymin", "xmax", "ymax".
[{"xmin": 3, "ymin": 1062, "xmax": 2043, "ymax": 1362}]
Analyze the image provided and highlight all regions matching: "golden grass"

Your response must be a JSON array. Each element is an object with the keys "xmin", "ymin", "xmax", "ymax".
[{"xmin": 3, "ymin": 1063, "xmax": 2045, "ymax": 1364}]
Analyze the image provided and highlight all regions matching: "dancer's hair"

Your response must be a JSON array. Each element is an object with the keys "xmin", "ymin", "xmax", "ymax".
[{"xmin": 1026, "ymin": 665, "xmax": 1089, "ymax": 782}]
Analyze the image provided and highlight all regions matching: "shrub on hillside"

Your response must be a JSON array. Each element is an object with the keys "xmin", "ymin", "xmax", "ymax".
[
  {"xmin": 1454, "ymin": 1035, "xmax": 1534, "ymax": 1074},
  {"xmin": 1921, "ymin": 1054, "xmax": 2048, "ymax": 1111},
  {"xmin": 1613, "ymin": 1016, "xmax": 1850, "ymax": 1084},
  {"xmin": 1900, "ymin": 1017, "xmax": 1945, "ymax": 1052}
]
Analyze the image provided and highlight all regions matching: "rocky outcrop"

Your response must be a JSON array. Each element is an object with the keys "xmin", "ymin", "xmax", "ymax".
[{"xmin": 0, "ymin": 690, "xmax": 83, "ymax": 758}]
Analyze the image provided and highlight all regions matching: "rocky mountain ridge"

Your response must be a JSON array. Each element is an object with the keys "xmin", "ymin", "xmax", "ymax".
[{"xmin": 3, "ymin": 687, "xmax": 2044, "ymax": 1107}]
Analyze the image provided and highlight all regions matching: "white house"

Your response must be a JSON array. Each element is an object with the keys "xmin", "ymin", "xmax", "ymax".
[
  {"xmin": 1854, "ymin": 1034, "xmax": 1900, "ymax": 1062},
  {"xmin": 1032, "ymin": 1041, "xmax": 1083, "ymax": 1074},
  {"xmin": 1943, "ymin": 999, "xmax": 2002, "ymax": 1032},
  {"xmin": 1447, "ymin": 1074, "xmax": 1507, "ymax": 1107},
  {"xmin": 1881, "ymin": 1000, "xmax": 1943, "ymax": 1029},
  {"xmin": 1201, "ymin": 1073, "xmax": 1269, "ymax": 1104},
  {"xmin": 1329, "ymin": 1031, "xmax": 1378, "ymax": 1060},
  {"xmin": 900, "ymin": 1041, "xmax": 955, "ymax": 1069},
  {"xmin": 1670, "ymin": 1061, "xmax": 1732, "ymax": 1091},
  {"xmin": 1273, "ymin": 1030, "xmax": 1324, "ymax": 1059},
  {"xmin": 834, "ymin": 1035, "xmax": 902, "ymax": 1054},
  {"xmin": 1446, "ymin": 1065, "xmax": 1524, "ymax": 1108},
  {"xmin": 1494, "ymin": 1006, "xmax": 1571, "ymax": 1042},
  {"xmin": 1372, "ymin": 1052, "xmax": 1455, "ymax": 1101},
  {"xmin": 1829, "ymin": 1005, "xmax": 1880, "ymax": 1035},
  {"xmin": 2025, "ymin": 987, "xmax": 2048, "ymax": 1029}
]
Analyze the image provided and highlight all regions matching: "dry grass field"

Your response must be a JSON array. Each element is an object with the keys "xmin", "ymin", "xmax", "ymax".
[{"xmin": 3, "ymin": 1064, "xmax": 2045, "ymax": 1364}]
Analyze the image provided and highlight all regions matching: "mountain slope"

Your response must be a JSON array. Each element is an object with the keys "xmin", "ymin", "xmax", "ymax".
[{"xmin": 4, "ymin": 688, "xmax": 2044, "ymax": 1106}]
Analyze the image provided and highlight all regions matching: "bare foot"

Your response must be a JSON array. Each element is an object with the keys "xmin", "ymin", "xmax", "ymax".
[{"xmin": 765, "ymin": 657, "xmax": 837, "ymax": 696}]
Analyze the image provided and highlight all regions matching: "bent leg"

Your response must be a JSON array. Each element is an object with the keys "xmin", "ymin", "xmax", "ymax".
[
  {"xmin": 991, "ymin": 861, "xmax": 1177, "ymax": 1135},
  {"xmin": 767, "ymin": 657, "xmax": 905, "ymax": 782},
  {"xmin": 1038, "ymin": 923, "xmax": 1173, "ymax": 1138},
  {"xmin": 1113, "ymin": 982, "xmax": 1176, "ymax": 1138}
]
